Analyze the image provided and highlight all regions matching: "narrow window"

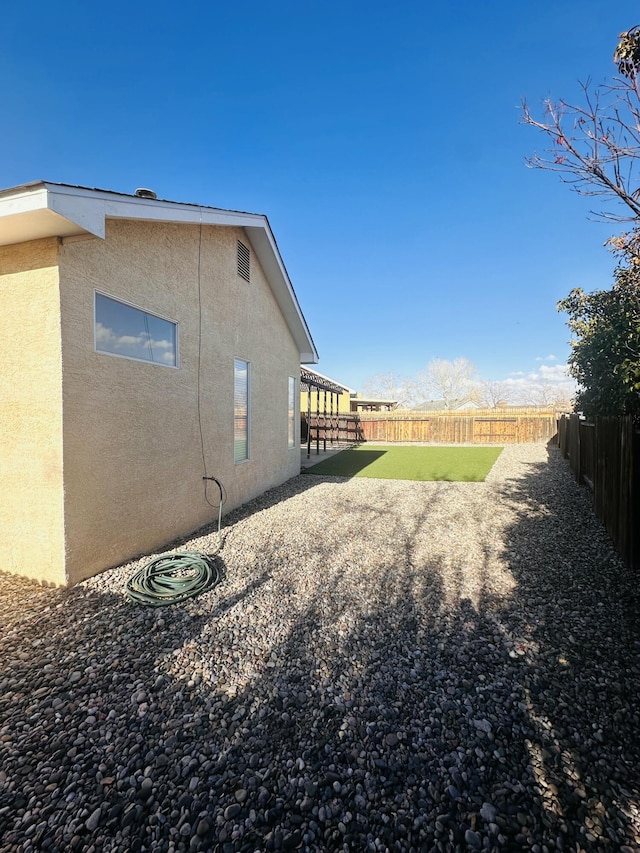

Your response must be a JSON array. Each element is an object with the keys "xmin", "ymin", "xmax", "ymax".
[
  {"xmin": 95, "ymin": 292, "xmax": 177, "ymax": 367},
  {"xmin": 234, "ymin": 358, "xmax": 250, "ymax": 462},
  {"xmin": 288, "ymin": 376, "xmax": 296, "ymax": 448},
  {"xmin": 237, "ymin": 239, "xmax": 250, "ymax": 282}
]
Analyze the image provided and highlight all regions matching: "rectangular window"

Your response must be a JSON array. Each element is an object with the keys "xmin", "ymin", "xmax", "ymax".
[
  {"xmin": 234, "ymin": 358, "xmax": 250, "ymax": 462},
  {"xmin": 288, "ymin": 376, "xmax": 296, "ymax": 448},
  {"xmin": 95, "ymin": 292, "xmax": 177, "ymax": 367}
]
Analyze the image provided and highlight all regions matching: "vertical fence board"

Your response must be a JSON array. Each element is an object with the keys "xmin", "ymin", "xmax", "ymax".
[
  {"xmin": 557, "ymin": 414, "xmax": 639, "ymax": 571},
  {"xmin": 346, "ymin": 410, "xmax": 558, "ymax": 444},
  {"xmin": 305, "ymin": 409, "xmax": 559, "ymax": 446}
]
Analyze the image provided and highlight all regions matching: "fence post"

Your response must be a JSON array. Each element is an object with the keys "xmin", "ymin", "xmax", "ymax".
[{"xmin": 558, "ymin": 416, "xmax": 566, "ymax": 456}]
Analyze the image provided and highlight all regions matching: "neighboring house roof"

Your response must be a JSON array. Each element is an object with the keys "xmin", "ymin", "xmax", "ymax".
[
  {"xmin": 351, "ymin": 397, "xmax": 398, "ymax": 409},
  {"xmin": 0, "ymin": 180, "xmax": 318, "ymax": 363},
  {"xmin": 300, "ymin": 366, "xmax": 354, "ymax": 395}
]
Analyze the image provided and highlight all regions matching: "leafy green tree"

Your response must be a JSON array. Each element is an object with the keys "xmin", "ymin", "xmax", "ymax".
[{"xmin": 558, "ymin": 253, "xmax": 640, "ymax": 419}]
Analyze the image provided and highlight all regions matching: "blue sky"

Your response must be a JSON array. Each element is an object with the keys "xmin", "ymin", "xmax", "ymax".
[{"xmin": 2, "ymin": 0, "xmax": 638, "ymax": 397}]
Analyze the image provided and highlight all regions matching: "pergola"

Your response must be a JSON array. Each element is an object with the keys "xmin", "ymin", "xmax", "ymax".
[{"xmin": 300, "ymin": 367, "xmax": 348, "ymax": 457}]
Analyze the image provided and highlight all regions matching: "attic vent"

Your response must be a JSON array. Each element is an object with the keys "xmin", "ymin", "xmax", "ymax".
[
  {"xmin": 134, "ymin": 188, "xmax": 157, "ymax": 199},
  {"xmin": 237, "ymin": 239, "xmax": 250, "ymax": 282}
]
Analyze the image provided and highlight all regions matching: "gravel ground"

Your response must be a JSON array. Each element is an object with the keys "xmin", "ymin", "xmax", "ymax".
[{"xmin": 1, "ymin": 444, "xmax": 639, "ymax": 853}]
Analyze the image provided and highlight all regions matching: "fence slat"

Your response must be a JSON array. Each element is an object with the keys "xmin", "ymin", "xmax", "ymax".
[
  {"xmin": 352, "ymin": 410, "xmax": 558, "ymax": 444},
  {"xmin": 558, "ymin": 414, "xmax": 639, "ymax": 571},
  {"xmin": 304, "ymin": 410, "xmax": 560, "ymax": 446}
]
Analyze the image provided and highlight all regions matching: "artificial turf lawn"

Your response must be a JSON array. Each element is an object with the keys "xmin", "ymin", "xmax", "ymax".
[{"xmin": 303, "ymin": 445, "xmax": 503, "ymax": 482}]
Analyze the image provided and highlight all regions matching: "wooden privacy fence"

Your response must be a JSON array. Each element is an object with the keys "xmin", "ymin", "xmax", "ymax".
[
  {"xmin": 302, "ymin": 414, "xmax": 364, "ymax": 453},
  {"xmin": 558, "ymin": 414, "xmax": 640, "ymax": 570},
  {"xmin": 303, "ymin": 408, "xmax": 558, "ymax": 451},
  {"xmin": 353, "ymin": 409, "xmax": 557, "ymax": 444}
]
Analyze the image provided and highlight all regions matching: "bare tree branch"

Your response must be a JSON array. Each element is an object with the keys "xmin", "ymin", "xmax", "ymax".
[
  {"xmin": 415, "ymin": 358, "xmax": 479, "ymax": 409},
  {"xmin": 521, "ymin": 42, "xmax": 640, "ymax": 223},
  {"xmin": 361, "ymin": 372, "xmax": 415, "ymax": 408},
  {"xmin": 479, "ymin": 380, "xmax": 513, "ymax": 408}
]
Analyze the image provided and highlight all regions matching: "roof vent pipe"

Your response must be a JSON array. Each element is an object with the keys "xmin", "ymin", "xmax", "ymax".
[{"xmin": 134, "ymin": 188, "xmax": 157, "ymax": 199}]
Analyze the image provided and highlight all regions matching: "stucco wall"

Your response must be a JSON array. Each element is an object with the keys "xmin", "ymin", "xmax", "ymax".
[
  {"xmin": 59, "ymin": 220, "xmax": 301, "ymax": 584},
  {"xmin": 0, "ymin": 238, "xmax": 66, "ymax": 585}
]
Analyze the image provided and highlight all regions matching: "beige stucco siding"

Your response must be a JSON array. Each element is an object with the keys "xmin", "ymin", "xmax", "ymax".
[
  {"xmin": 59, "ymin": 220, "xmax": 301, "ymax": 584},
  {"xmin": 0, "ymin": 239, "xmax": 66, "ymax": 584}
]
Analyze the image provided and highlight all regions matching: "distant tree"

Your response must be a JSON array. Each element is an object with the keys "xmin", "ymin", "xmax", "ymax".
[
  {"xmin": 416, "ymin": 358, "xmax": 478, "ymax": 409},
  {"xmin": 479, "ymin": 380, "xmax": 513, "ymax": 407},
  {"xmin": 558, "ymin": 250, "xmax": 640, "ymax": 419},
  {"xmin": 519, "ymin": 379, "xmax": 573, "ymax": 408},
  {"xmin": 361, "ymin": 372, "xmax": 414, "ymax": 408},
  {"xmin": 521, "ymin": 27, "xmax": 640, "ymax": 243}
]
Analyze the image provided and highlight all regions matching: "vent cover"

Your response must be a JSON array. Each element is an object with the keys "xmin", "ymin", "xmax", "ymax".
[{"xmin": 237, "ymin": 239, "xmax": 250, "ymax": 282}]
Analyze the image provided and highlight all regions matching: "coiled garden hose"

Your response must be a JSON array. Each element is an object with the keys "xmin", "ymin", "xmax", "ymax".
[
  {"xmin": 125, "ymin": 476, "xmax": 225, "ymax": 607},
  {"xmin": 125, "ymin": 551, "xmax": 221, "ymax": 607}
]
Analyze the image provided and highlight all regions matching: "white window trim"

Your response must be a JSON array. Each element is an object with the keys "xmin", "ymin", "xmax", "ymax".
[
  {"xmin": 288, "ymin": 375, "xmax": 297, "ymax": 449},
  {"xmin": 94, "ymin": 290, "xmax": 180, "ymax": 368}
]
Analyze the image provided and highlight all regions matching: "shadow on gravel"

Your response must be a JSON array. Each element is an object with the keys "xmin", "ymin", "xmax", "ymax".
[
  {"xmin": 0, "ymin": 447, "xmax": 639, "ymax": 852},
  {"xmin": 490, "ymin": 446, "xmax": 640, "ymax": 851}
]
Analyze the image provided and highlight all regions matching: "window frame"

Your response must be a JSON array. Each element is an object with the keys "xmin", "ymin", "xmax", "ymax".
[
  {"xmin": 234, "ymin": 357, "xmax": 251, "ymax": 463},
  {"xmin": 94, "ymin": 290, "xmax": 179, "ymax": 368},
  {"xmin": 288, "ymin": 375, "xmax": 297, "ymax": 449}
]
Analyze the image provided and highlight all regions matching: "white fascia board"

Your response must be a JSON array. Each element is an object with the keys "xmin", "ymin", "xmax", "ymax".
[
  {"xmin": 0, "ymin": 184, "xmax": 50, "ymax": 216},
  {"xmin": 47, "ymin": 192, "xmax": 106, "ymax": 238},
  {"xmin": 15, "ymin": 183, "xmax": 253, "ymax": 234},
  {"xmin": 0, "ymin": 181, "xmax": 318, "ymax": 362},
  {"xmin": 2, "ymin": 183, "xmax": 105, "ymax": 237},
  {"xmin": 243, "ymin": 223, "xmax": 318, "ymax": 364},
  {"xmin": 0, "ymin": 183, "xmax": 104, "ymax": 244},
  {"xmin": 0, "ymin": 182, "xmax": 261, "ymax": 238},
  {"xmin": 101, "ymin": 197, "xmax": 259, "ymax": 229}
]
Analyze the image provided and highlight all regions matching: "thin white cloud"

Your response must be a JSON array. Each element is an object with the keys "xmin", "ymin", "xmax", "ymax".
[
  {"xmin": 504, "ymin": 362, "xmax": 570, "ymax": 385},
  {"xmin": 539, "ymin": 363, "xmax": 569, "ymax": 380},
  {"xmin": 492, "ymin": 358, "xmax": 576, "ymax": 406},
  {"xmin": 95, "ymin": 323, "xmax": 175, "ymax": 364}
]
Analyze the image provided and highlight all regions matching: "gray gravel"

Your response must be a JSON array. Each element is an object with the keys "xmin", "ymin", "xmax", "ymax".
[{"xmin": 1, "ymin": 444, "xmax": 639, "ymax": 852}]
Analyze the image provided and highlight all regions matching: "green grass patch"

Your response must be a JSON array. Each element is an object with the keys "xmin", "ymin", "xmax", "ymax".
[{"xmin": 303, "ymin": 445, "xmax": 503, "ymax": 482}]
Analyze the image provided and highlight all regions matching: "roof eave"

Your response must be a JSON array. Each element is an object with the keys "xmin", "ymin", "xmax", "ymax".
[{"xmin": 0, "ymin": 182, "xmax": 318, "ymax": 362}]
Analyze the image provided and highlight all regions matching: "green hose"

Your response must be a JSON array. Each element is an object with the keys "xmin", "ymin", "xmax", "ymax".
[
  {"xmin": 126, "ymin": 476, "xmax": 225, "ymax": 607},
  {"xmin": 125, "ymin": 550, "xmax": 221, "ymax": 607}
]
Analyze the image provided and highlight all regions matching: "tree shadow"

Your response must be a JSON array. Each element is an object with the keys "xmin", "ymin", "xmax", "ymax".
[
  {"xmin": 488, "ymin": 445, "xmax": 640, "ymax": 851},
  {"xmin": 1, "ymin": 450, "xmax": 639, "ymax": 851}
]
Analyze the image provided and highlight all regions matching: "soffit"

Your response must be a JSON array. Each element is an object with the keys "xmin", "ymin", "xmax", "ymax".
[{"xmin": 0, "ymin": 181, "xmax": 318, "ymax": 362}]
